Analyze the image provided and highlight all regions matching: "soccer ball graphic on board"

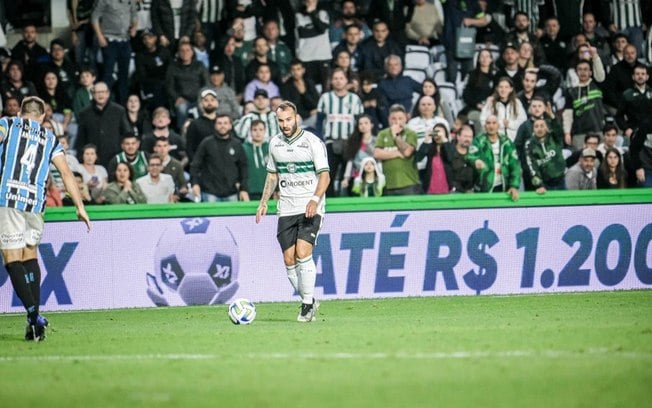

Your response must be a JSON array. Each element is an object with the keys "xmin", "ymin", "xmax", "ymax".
[{"xmin": 146, "ymin": 218, "xmax": 240, "ymax": 306}]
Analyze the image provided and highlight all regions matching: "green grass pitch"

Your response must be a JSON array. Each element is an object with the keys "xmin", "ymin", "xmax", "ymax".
[{"xmin": 1, "ymin": 291, "xmax": 651, "ymax": 407}]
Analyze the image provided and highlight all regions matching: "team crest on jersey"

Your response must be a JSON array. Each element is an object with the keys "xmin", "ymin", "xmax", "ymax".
[
  {"xmin": 229, "ymin": 147, "xmax": 235, "ymax": 155},
  {"xmin": 287, "ymin": 163, "xmax": 297, "ymax": 173}
]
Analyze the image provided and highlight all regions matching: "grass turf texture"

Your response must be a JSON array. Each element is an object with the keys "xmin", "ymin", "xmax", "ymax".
[{"xmin": 0, "ymin": 291, "xmax": 650, "ymax": 407}]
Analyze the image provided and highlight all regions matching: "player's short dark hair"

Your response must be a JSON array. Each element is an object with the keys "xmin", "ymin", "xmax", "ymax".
[
  {"xmin": 216, "ymin": 113, "xmax": 232, "ymax": 122},
  {"xmin": 633, "ymin": 63, "xmax": 648, "ymax": 73},
  {"xmin": 513, "ymin": 11, "xmax": 529, "ymax": 21},
  {"xmin": 276, "ymin": 100, "xmax": 297, "ymax": 114}
]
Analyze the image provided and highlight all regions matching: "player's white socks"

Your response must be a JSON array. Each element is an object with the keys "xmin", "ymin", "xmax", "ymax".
[
  {"xmin": 297, "ymin": 255, "xmax": 316, "ymax": 304},
  {"xmin": 286, "ymin": 264, "xmax": 300, "ymax": 296}
]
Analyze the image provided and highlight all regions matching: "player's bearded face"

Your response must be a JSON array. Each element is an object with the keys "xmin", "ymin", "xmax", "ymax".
[{"xmin": 280, "ymin": 115, "xmax": 297, "ymax": 136}]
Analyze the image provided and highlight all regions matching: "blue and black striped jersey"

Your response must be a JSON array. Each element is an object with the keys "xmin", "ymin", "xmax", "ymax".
[{"xmin": 0, "ymin": 117, "xmax": 64, "ymax": 213}]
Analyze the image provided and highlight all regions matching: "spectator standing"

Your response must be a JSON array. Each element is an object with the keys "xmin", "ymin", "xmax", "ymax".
[
  {"xmin": 136, "ymin": 153, "xmax": 176, "ymax": 203},
  {"xmin": 135, "ymin": 28, "xmax": 172, "ymax": 111},
  {"xmin": 416, "ymin": 123, "xmax": 453, "ymax": 194},
  {"xmin": 75, "ymin": 82, "xmax": 131, "ymax": 168},
  {"xmin": 563, "ymin": 60, "xmax": 607, "ymax": 150},
  {"xmin": 480, "ymin": 77, "xmax": 527, "ymax": 142},
  {"xmin": 539, "ymin": 17, "xmax": 568, "ymax": 74},
  {"xmin": 67, "ymin": 0, "xmax": 97, "ymax": 69},
  {"xmin": 330, "ymin": 0, "xmax": 372, "ymax": 44},
  {"xmin": 202, "ymin": 65, "xmax": 240, "ymax": 121},
  {"xmin": 294, "ymin": 0, "xmax": 331, "ymax": 90},
  {"xmin": 245, "ymin": 36, "xmax": 282, "ymax": 84},
  {"xmin": 242, "ymin": 119, "xmax": 270, "ymax": 200},
  {"xmin": 263, "ymin": 20, "xmax": 293, "ymax": 79},
  {"xmin": 629, "ymin": 118, "xmax": 652, "ymax": 187},
  {"xmin": 446, "ymin": 123, "xmax": 475, "ymax": 193},
  {"xmin": 468, "ymin": 115, "xmax": 521, "ymax": 201},
  {"xmin": 191, "ymin": 114, "xmax": 250, "ymax": 202},
  {"xmin": 10, "ymin": 24, "xmax": 49, "ymax": 83},
  {"xmin": 165, "ymin": 41, "xmax": 210, "ymax": 130},
  {"xmin": 358, "ymin": 20, "xmax": 403, "ymax": 81},
  {"xmin": 333, "ymin": 24, "xmax": 365, "ymax": 75},
  {"xmin": 150, "ymin": 0, "xmax": 197, "ymax": 50},
  {"xmin": 92, "ymin": 0, "xmax": 138, "ymax": 105},
  {"xmin": 317, "ymin": 68, "xmax": 364, "ymax": 196},
  {"xmin": 281, "ymin": 59, "xmax": 320, "ymax": 128},
  {"xmin": 405, "ymin": 0, "xmax": 444, "ymax": 46},
  {"xmin": 616, "ymin": 63, "xmax": 652, "ymax": 140},
  {"xmin": 374, "ymin": 104, "xmax": 421, "ymax": 196},
  {"xmin": 440, "ymin": 0, "xmax": 488, "ymax": 83},
  {"xmin": 524, "ymin": 118, "xmax": 566, "ymax": 193},
  {"xmin": 341, "ymin": 114, "xmax": 376, "ymax": 194},
  {"xmin": 211, "ymin": 36, "xmax": 246, "ymax": 98},
  {"xmin": 187, "ymin": 89, "xmax": 219, "ymax": 160}
]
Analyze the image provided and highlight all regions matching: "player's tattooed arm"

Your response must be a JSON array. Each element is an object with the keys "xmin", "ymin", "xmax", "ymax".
[{"xmin": 260, "ymin": 172, "xmax": 278, "ymax": 204}]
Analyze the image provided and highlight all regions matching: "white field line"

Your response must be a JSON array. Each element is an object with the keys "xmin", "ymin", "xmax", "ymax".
[{"xmin": 0, "ymin": 348, "xmax": 650, "ymax": 363}]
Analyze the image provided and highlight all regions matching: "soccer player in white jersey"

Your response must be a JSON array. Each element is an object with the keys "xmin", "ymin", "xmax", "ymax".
[
  {"xmin": 0, "ymin": 96, "xmax": 91, "ymax": 341},
  {"xmin": 255, "ymin": 101, "xmax": 330, "ymax": 322}
]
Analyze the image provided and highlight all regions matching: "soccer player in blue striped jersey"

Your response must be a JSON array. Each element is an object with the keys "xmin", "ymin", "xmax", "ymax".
[
  {"xmin": 0, "ymin": 96, "xmax": 91, "ymax": 341},
  {"xmin": 255, "ymin": 101, "xmax": 330, "ymax": 322}
]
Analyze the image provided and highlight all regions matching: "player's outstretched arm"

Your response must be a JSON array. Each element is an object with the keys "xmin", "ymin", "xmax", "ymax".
[
  {"xmin": 52, "ymin": 154, "xmax": 92, "ymax": 232},
  {"xmin": 256, "ymin": 172, "xmax": 278, "ymax": 224}
]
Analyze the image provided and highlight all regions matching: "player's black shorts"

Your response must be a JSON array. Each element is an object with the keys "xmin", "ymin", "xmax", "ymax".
[{"xmin": 277, "ymin": 213, "xmax": 323, "ymax": 252}]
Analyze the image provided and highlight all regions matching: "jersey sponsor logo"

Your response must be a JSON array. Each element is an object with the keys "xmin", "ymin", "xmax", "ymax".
[{"xmin": 280, "ymin": 179, "xmax": 314, "ymax": 188}]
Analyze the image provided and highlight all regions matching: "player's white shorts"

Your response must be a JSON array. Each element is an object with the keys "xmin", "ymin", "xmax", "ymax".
[{"xmin": 0, "ymin": 208, "xmax": 44, "ymax": 250}]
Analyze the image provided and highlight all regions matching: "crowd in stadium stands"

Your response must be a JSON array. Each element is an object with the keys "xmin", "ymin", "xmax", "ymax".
[{"xmin": 1, "ymin": 0, "xmax": 652, "ymax": 205}]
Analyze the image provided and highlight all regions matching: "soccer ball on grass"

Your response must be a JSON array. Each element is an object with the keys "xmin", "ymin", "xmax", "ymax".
[{"xmin": 228, "ymin": 298, "xmax": 256, "ymax": 325}]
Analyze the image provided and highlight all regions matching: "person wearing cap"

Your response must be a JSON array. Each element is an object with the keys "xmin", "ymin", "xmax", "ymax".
[
  {"xmin": 234, "ymin": 88, "xmax": 280, "ymax": 142},
  {"xmin": 199, "ymin": 64, "xmax": 239, "ymax": 121},
  {"xmin": 187, "ymin": 88, "xmax": 220, "ymax": 160},
  {"xmin": 45, "ymin": 39, "xmax": 77, "ymax": 100},
  {"xmin": 495, "ymin": 41, "xmax": 525, "ymax": 93},
  {"xmin": 135, "ymin": 28, "xmax": 172, "ymax": 111},
  {"xmin": 565, "ymin": 147, "xmax": 597, "ymax": 190}
]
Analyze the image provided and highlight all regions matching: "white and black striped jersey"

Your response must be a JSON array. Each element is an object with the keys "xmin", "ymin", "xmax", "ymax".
[{"xmin": 317, "ymin": 91, "xmax": 364, "ymax": 141}]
